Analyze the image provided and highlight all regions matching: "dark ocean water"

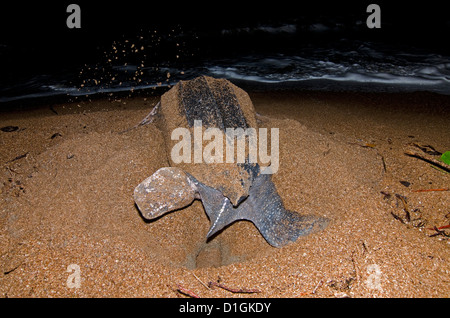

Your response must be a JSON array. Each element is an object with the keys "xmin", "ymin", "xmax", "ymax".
[{"xmin": 1, "ymin": 2, "xmax": 450, "ymax": 103}]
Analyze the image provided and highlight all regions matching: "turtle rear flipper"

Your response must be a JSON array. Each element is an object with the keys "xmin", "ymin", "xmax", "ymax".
[
  {"xmin": 239, "ymin": 173, "xmax": 328, "ymax": 247},
  {"xmin": 196, "ymin": 173, "xmax": 329, "ymax": 248},
  {"xmin": 242, "ymin": 198, "xmax": 329, "ymax": 248},
  {"xmin": 134, "ymin": 167, "xmax": 197, "ymax": 220}
]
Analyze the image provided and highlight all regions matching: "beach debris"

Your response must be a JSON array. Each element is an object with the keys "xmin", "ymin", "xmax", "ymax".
[
  {"xmin": 3, "ymin": 262, "xmax": 24, "ymax": 275},
  {"xmin": 133, "ymin": 76, "xmax": 328, "ymax": 247},
  {"xmin": 380, "ymin": 155, "xmax": 387, "ymax": 173},
  {"xmin": 327, "ymin": 276, "xmax": 355, "ymax": 294},
  {"xmin": 208, "ymin": 281, "xmax": 261, "ymax": 294},
  {"xmin": 386, "ymin": 193, "xmax": 425, "ymax": 228},
  {"xmin": 427, "ymin": 225, "xmax": 450, "ymax": 238},
  {"xmin": 1, "ymin": 126, "xmax": 19, "ymax": 132},
  {"xmin": 430, "ymin": 165, "xmax": 449, "ymax": 174},
  {"xmin": 412, "ymin": 188, "xmax": 448, "ymax": 193},
  {"xmin": 50, "ymin": 132, "xmax": 62, "ymax": 139},
  {"xmin": 404, "ymin": 148, "xmax": 450, "ymax": 173},
  {"xmin": 6, "ymin": 152, "xmax": 28, "ymax": 164},
  {"xmin": 348, "ymin": 140, "xmax": 377, "ymax": 149},
  {"xmin": 411, "ymin": 143, "xmax": 442, "ymax": 156},
  {"xmin": 393, "ymin": 194, "xmax": 411, "ymax": 223},
  {"xmin": 440, "ymin": 151, "xmax": 450, "ymax": 165},
  {"xmin": 400, "ymin": 180, "xmax": 410, "ymax": 187},
  {"xmin": 390, "ymin": 211, "xmax": 406, "ymax": 224},
  {"xmin": 3, "ymin": 175, "xmax": 26, "ymax": 197},
  {"xmin": 176, "ymin": 284, "xmax": 200, "ymax": 298},
  {"xmin": 192, "ymin": 273, "xmax": 211, "ymax": 290},
  {"xmin": 384, "ymin": 188, "xmax": 448, "ymax": 236},
  {"xmin": 380, "ymin": 191, "xmax": 391, "ymax": 200},
  {"xmin": 175, "ymin": 279, "xmax": 261, "ymax": 297},
  {"xmin": 427, "ymin": 224, "xmax": 450, "ymax": 231}
]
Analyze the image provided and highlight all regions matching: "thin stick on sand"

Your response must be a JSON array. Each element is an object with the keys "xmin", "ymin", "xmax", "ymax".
[
  {"xmin": 412, "ymin": 188, "xmax": 448, "ymax": 192},
  {"xmin": 404, "ymin": 150, "xmax": 450, "ymax": 173},
  {"xmin": 427, "ymin": 224, "xmax": 450, "ymax": 230},
  {"xmin": 176, "ymin": 284, "xmax": 200, "ymax": 298},
  {"xmin": 192, "ymin": 273, "xmax": 211, "ymax": 290},
  {"xmin": 208, "ymin": 281, "xmax": 261, "ymax": 294}
]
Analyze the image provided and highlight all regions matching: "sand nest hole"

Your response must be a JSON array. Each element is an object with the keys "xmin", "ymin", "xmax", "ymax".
[{"xmin": 141, "ymin": 200, "xmax": 273, "ymax": 269}]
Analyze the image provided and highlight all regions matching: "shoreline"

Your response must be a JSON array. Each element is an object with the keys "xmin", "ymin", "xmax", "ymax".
[{"xmin": 2, "ymin": 77, "xmax": 450, "ymax": 112}]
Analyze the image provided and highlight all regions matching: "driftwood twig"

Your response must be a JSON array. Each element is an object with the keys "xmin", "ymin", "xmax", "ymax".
[
  {"xmin": 412, "ymin": 188, "xmax": 448, "ymax": 193},
  {"xmin": 176, "ymin": 284, "xmax": 200, "ymax": 298},
  {"xmin": 404, "ymin": 150, "xmax": 450, "ymax": 173}
]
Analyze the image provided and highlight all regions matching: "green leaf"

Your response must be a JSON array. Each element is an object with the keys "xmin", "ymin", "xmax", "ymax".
[{"xmin": 440, "ymin": 151, "xmax": 450, "ymax": 165}]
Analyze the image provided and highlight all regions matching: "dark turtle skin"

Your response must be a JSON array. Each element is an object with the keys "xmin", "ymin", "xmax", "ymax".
[{"xmin": 134, "ymin": 76, "xmax": 328, "ymax": 247}]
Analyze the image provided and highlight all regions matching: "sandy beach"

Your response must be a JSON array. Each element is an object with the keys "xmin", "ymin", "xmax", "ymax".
[{"xmin": 0, "ymin": 87, "xmax": 449, "ymax": 298}]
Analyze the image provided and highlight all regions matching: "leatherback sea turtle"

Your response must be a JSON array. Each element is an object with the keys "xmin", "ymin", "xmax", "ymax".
[{"xmin": 133, "ymin": 76, "xmax": 327, "ymax": 247}]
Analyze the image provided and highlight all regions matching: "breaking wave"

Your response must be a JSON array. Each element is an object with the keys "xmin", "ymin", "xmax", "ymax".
[{"xmin": 1, "ymin": 40, "xmax": 450, "ymax": 103}]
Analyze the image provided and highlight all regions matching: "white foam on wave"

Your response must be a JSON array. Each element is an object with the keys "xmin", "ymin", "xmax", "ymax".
[
  {"xmin": 2, "ymin": 43, "xmax": 450, "ymax": 102},
  {"xmin": 205, "ymin": 51, "xmax": 450, "ymax": 94}
]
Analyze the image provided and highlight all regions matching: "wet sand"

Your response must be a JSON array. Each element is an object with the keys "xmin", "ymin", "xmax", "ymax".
[{"xmin": 0, "ymin": 88, "xmax": 449, "ymax": 297}]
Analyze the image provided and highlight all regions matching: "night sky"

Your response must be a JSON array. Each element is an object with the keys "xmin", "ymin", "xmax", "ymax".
[{"xmin": 2, "ymin": 1, "xmax": 449, "ymax": 63}]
